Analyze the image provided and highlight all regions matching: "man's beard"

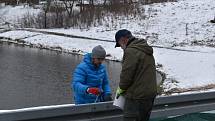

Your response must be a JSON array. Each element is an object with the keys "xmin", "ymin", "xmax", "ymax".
[{"xmin": 121, "ymin": 44, "xmax": 126, "ymax": 50}]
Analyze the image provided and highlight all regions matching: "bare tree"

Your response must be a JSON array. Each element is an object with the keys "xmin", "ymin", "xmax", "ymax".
[
  {"xmin": 51, "ymin": 1, "xmax": 65, "ymax": 27},
  {"xmin": 63, "ymin": 0, "xmax": 76, "ymax": 17},
  {"xmin": 79, "ymin": 0, "xmax": 83, "ymax": 5},
  {"xmin": 0, "ymin": 0, "xmax": 39, "ymax": 5},
  {"xmin": 128, "ymin": 0, "xmax": 133, "ymax": 3},
  {"xmin": 103, "ymin": 0, "xmax": 107, "ymax": 5},
  {"xmin": 16, "ymin": 0, "xmax": 19, "ymax": 5},
  {"xmin": 42, "ymin": 0, "xmax": 51, "ymax": 28},
  {"xmin": 89, "ymin": 0, "xmax": 94, "ymax": 5},
  {"xmin": 78, "ymin": 0, "xmax": 85, "ymax": 13}
]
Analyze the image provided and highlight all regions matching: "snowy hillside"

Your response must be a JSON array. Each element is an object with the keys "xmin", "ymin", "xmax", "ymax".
[{"xmin": 41, "ymin": 0, "xmax": 215, "ymax": 47}]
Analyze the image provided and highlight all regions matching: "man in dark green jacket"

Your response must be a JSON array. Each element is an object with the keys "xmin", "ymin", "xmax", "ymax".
[{"xmin": 115, "ymin": 29, "xmax": 157, "ymax": 121}]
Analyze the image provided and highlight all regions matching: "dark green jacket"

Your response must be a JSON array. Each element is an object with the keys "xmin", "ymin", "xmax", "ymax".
[{"xmin": 119, "ymin": 38, "xmax": 157, "ymax": 99}]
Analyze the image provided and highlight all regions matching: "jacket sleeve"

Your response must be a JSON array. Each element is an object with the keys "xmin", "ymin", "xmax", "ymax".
[
  {"xmin": 102, "ymin": 68, "xmax": 111, "ymax": 95},
  {"xmin": 72, "ymin": 64, "xmax": 88, "ymax": 95},
  {"xmin": 119, "ymin": 48, "xmax": 139, "ymax": 90}
]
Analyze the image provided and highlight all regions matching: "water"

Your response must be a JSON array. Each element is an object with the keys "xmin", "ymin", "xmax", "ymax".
[{"xmin": 0, "ymin": 42, "xmax": 121, "ymax": 110}]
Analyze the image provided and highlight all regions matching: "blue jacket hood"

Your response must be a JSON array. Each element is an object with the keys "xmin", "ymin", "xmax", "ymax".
[
  {"xmin": 83, "ymin": 53, "xmax": 102, "ymax": 70},
  {"xmin": 72, "ymin": 53, "xmax": 111, "ymax": 104}
]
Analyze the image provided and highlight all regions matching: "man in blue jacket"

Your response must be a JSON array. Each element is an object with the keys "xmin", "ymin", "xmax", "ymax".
[{"xmin": 72, "ymin": 45, "xmax": 112, "ymax": 104}]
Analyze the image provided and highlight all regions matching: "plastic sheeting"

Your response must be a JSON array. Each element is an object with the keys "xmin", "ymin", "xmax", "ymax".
[{"xmin": 151, "ymin": 113, "xmax": 215, "ymax": 121}]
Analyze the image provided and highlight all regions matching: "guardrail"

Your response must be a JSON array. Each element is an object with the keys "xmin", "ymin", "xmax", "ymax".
[{"xmin": 1, "ymin": 91, "xmax": 215, "ymax": 121}]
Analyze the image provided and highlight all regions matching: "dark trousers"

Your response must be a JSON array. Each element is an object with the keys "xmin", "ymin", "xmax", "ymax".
[{"xmin": 123, "ymin": 97, "xmax": 155, "ymax": 121}]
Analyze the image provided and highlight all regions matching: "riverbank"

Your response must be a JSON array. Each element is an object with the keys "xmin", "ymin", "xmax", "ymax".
[{"xmin": 1, "ymin": 31, "xmax": 215, "ymax": 95}]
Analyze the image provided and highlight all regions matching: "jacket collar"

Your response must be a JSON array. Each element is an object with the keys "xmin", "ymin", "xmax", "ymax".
[
  {"xmin": 83, "ymin": 53, "xmax": 102, "ymax": 70},
  {"xmin": 126, "ymin": 36, "xmax": 135, "ymax": 47}
]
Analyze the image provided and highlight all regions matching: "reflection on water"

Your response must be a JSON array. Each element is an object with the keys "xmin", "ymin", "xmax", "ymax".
[{"xmin": 0, "ymin": 42, "xmax": 121, "ymax": 110}]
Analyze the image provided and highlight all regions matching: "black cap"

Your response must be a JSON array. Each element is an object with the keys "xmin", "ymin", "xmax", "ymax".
[{"xmin": 115, "ymin": 29, "xmax": 132, "ymax": 47}]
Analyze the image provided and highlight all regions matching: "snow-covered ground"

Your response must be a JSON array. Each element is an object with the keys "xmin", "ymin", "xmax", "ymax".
[
  {"xmin": 0, "ymin": 5, "xmax": 40, "ymax": 25},
  {"xmin": 0, "ymin": 30, "xmax": 124, "ymax": 60},
  {"xmin": 41, "ymin": 0, "xmax": 215, "ymax": 47},
  {"xmin": 155, "ymin": 46, "xmax": 215, "ymax": 92},
  {"xmin": 0, "ymin": 0, "xmax": 215, "ymax": 93}
]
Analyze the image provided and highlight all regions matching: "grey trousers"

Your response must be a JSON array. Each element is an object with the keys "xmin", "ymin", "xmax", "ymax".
[{"xmin": 123, "ymin": 97, "xmax": 155, "ymax": 121}]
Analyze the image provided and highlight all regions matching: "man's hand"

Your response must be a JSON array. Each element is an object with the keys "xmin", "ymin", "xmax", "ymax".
[
  {"xmin": 87, "ymin": 87, "xmax": 100, "ymax": 95},
  {"xmin": 116, "ymin": 87, "xmax": 126, "ymax": 99}
]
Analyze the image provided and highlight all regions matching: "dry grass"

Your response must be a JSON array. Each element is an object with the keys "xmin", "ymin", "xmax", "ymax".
[{"xmin": 164, "ymin": 84, "xmax": 215, "ymax": 95}]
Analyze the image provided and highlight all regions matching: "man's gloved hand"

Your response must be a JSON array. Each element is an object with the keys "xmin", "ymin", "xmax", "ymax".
[
  {"xmin": 116, "ymin": 87, "xmax": 126, "ymax": 99},
  {"xmin": 103, "ymin": 94, "xmax": 113, "ymax": 101},
  {"xmin": 87, "ymin": 87, "xmax": 100, "ymax": 95}
]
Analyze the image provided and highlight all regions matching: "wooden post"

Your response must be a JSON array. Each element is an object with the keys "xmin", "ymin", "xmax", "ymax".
[{"xmin": 186, "ymin": 23, "xmax": 188, "ymax": 36}]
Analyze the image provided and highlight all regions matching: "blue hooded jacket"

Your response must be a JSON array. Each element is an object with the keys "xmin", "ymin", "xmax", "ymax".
[{"xmin": 72, "ymin": 53, "xmax": 111, "ymax": 104}]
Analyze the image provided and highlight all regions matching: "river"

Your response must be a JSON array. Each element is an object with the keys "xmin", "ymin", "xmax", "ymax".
[{"xmin": 0, "ymin": 42, "xmax": 121, "ymax": 110}]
